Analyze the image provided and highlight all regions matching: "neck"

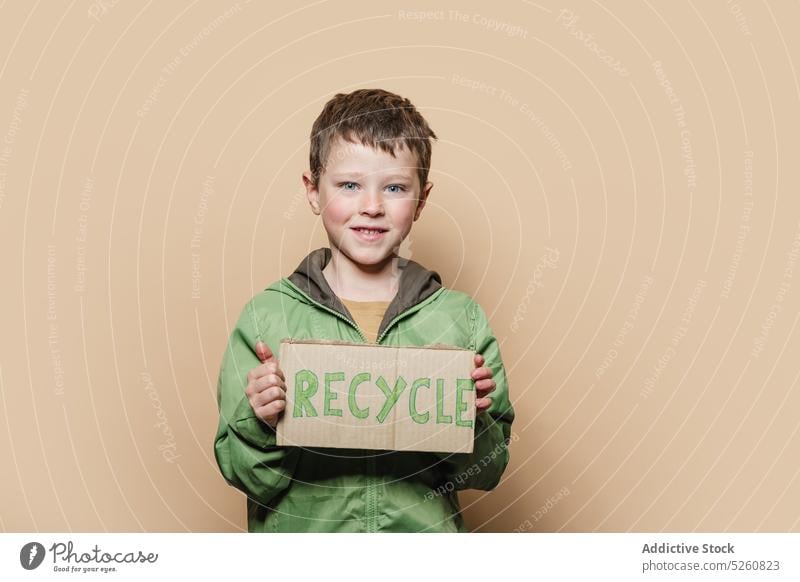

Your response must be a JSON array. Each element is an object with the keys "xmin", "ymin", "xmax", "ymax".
[{"xmin": 323, "ymin": 247, "xmax": 402, "ymax": 302}]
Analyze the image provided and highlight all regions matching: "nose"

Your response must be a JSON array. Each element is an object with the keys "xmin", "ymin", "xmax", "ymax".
[{"xmin": 359, "ymin": 189, "xmax": 384, "ymax": 216}]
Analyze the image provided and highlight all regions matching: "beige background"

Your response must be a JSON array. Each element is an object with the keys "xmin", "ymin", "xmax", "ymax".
[{"xmin": 1, "ymin": 0, "xmax": 798, "ymax": 532}]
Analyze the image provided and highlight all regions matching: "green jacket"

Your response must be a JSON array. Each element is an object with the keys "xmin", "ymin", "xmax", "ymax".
[{"xmin": 214, "ymin": 248, "xmax": 515, "ymax": 532}]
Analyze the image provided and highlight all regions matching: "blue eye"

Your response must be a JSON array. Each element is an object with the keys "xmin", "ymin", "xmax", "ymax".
[
  {"xmin": 340, "ymin": 181, "xmax": 358, "ymax": 191},
  {"xmin": 386, "ymin": 184, "xmax": 407, "ymax": 194}
]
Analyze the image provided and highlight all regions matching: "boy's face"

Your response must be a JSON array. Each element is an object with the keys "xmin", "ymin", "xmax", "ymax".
[{"xmin": 303, "ymin": 137, "xmax": 432, "ymax": 270}]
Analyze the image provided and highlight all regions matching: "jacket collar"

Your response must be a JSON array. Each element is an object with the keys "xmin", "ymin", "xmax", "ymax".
[{"xmin": 287, "ymin": 247, "xmax": 442, "ymax": 339}]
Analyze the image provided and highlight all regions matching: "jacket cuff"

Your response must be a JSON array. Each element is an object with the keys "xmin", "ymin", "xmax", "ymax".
[{"xmin": 230, "ymin": 395, "xmax": 278, "ymax": 449}]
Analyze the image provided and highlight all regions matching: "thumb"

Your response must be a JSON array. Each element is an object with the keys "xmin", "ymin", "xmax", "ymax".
[{"xmin": 254, "ymin": 341, "xmax": 274, "ymax": 363}]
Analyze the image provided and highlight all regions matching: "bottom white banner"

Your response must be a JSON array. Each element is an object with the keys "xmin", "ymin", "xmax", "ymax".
[{"xmin": 1, "ymin": 533, "xmax": 798, "ymax": 581}]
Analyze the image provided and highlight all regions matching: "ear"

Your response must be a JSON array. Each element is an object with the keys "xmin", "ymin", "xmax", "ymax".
[
  {"xmin": 413, "ymin": 181, "xmax": 433, "ymax": 221},
  {"xmin": 302, "ymin": 171, "xmax": 321, "ymax": 215}
]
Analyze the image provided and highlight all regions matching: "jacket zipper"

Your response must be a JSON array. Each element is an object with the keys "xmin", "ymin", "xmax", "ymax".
[
  {"xmin": 281, "ymin": 279, "xmax": 369, "ymax": 343},
  {"xmin": 281, "ymin": 279, "xmax": 446, "ymax": 533},
  {"xmin": 366, "ymin": 456, "xmax": 378, "ymax": 532},
  {"xmin": 375, "ymin": 287, "xmax": 445, "ymax": 343}
]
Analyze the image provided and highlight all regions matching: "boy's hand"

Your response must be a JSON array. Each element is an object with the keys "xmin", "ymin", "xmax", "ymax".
[
  {"xmin": 472, "ymin": 353, "xmax": 495, "ymax": 412},
  {"xmin": 245, "ymin": 341, "xmax": 287, "ymax": 428}
]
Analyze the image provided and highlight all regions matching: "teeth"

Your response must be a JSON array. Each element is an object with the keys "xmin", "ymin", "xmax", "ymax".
[{"xmin": 357, "ymin": 228, "xmax": 382, "ymax": 234}]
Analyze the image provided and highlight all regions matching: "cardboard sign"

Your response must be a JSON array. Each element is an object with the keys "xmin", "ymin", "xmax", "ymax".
[{"xmin": 275, "ymin": 339, "xmax": 476, "ymax": 453}]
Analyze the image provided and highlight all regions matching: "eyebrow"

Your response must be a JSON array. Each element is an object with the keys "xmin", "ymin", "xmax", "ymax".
[
  {"xmin": 382, "ymin": 174, "xmax": 414, "ymax": 181},
  {"xmin": 329, "ymin": 172, "xmax": 364, "ymax": 180},
  {"xmin": 328, "ymin": 172, "xmax": 413, "ymax": 182}
]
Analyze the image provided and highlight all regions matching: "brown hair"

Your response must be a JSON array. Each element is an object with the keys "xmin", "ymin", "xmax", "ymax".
[{"xmin": 309, "ymin": 89, "xmax": 437, "ymax": 189}]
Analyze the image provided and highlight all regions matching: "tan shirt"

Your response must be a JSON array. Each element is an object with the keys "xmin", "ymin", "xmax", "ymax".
[{"xmin": 340, "ymin": 298, "xmax": 391, "ymax": 343}]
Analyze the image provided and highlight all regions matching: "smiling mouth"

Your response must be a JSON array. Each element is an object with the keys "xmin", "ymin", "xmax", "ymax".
[
  {"xmin": 350, "ymin": 227, "xmax": 388, "ymax": 234},
  {"xmin": 350, "ymin": 227, "xmax": 388, "ymax": 242}
]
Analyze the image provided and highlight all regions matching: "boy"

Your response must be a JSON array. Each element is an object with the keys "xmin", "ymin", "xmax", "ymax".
[{"xmin": 214, "ymin": 89, "xmax": 514, "ymax": 532}]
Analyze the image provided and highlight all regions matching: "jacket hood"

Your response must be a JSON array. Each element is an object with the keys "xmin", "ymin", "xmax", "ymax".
[{"xmin": 286, "ymin": 247, "xmax": 442, "ymax": 339}]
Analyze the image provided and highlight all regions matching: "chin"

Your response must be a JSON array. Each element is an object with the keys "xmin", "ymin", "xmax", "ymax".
[{"xmin": 343, "ymin": 246, "xmax": 394, "ymax": 267}]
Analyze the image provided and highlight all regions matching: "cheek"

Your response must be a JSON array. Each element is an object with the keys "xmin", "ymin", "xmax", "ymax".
[
  {"xmin": 389, "ymin": 201, "xmax": 418, "ymax": 230},
  {"xmin": 320, "ymin": 194, "xmax": 354, "ymax": 227}
]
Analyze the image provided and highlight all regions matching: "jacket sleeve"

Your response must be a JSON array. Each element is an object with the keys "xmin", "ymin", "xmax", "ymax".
[
  {"xmin": 213, "ymin": 296, "xmax": 301, "ymax": 505},
  {"xmin": 431, "ymin": 300, "xmax": 515, "ymax": 491}
]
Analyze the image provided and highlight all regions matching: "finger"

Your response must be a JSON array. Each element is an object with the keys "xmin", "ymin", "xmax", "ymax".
[
  {"xmin": 476, "ymin": 397, "xmax": 492, "ymax": 410},
  {"xmin": 256, "ymin": 384, "xmax": 286, "ymax": 405},
  {"xmin": 254, "ymin": 378, "xmax": 286, "ymax": 398},
  {"xmin": 248, "ymin": 363, "xmax": 285, "ymax": 385},
  {"xmin": 256, "ymin": 398, "xmax": 285, "ymax": 421},
  {"xmin": 247, "ymin": 376, "xmax": 267, "ymax": 395},
  {"xmin": 475, "ymin": 378, "xmax": 496, "ymax": 394},
  {"xmin": 254, "ymin": 385, "xmax": 286, "ymax": 407},
  {"xmin": 471, "ymin": 366, "xmax": 493, "ymax": 380},
  {"xmin": 248, "ymin": 376, "xmax": 280, "ymax": 399},
  {"xmin": 255, "ymin": 361, "xmax": 285, "ymax": 382},
  {"xmin": 474, "ymin": 353, "xmax": 485, "ymax": 368},
  {"xmin": 255, "ymin": 341, "xmax": 275, "ymax": 363},
  {"xmin": 271, "ymin": 364, "xmax": 285, "ymax": 382},
  {"xmin": 246, "ymin": 370, "xmax": 284, "ymax": 393}
]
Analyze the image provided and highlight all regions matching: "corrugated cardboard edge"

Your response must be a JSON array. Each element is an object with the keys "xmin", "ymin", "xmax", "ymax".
[{"xmin": 280, "ymin": 337, "xmax": 473, "ymax": 353}]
